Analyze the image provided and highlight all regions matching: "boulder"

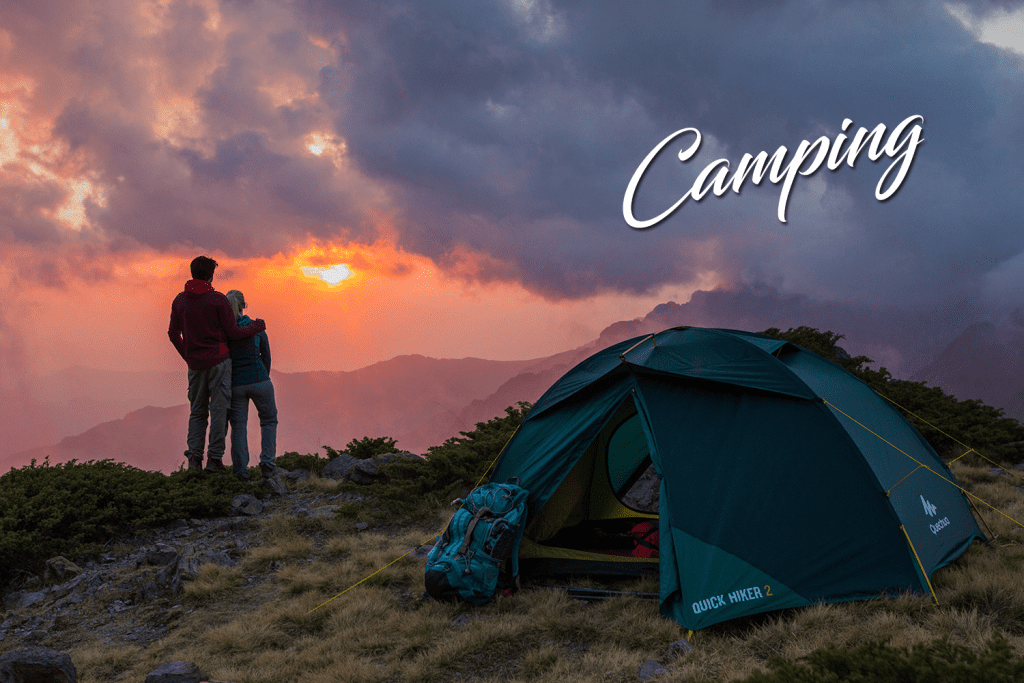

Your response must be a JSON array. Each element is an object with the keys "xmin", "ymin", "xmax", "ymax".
[
  {"xmin": 637, "ymin": 659, "xmax": 669, "ymax": 681},
  {"xmin": 320, "ymin": 452, "xmax": 359, "ymax": 481},
  {"xmin": 145, "ymin": 544, "xmax": 179, "ymax": 567},
  {"xmin": 44, "ymin": 557, "xmax": 83, "ymax": 583},
  {"xmin": 285, "ymin": 468, "xmax": 312, "ymax": 482},
  {"xmin": 169, "ymin": 546, "xmax": 237, "ymax": 595},
  {"xmin": 320, "ymin": 452, "xmax": 411, "ymax": 484},
  {"xmin": 264, "ymin": 476, "xmax": 289, "ymax": 497},
  {"xmin": 231, "ymin": 494, "xmax": 264, "ymax": 516},
  {"xmin": 3, "ymin": 590, "xmax": 48, "ymax": 611},
  {"xmin": 375, "ymin": 451, "xmax": 422, "ymax": 465},
  {"xmin": 144, "ymin": 660, "xmax": 202, "ymax": 683},
  {"xmin": 0, "ymin": 647, "xmax": 77, "ymax": 683},
  {"xmin": 349, "ymin": 459, "xmax": 383, "ymax": 485}
]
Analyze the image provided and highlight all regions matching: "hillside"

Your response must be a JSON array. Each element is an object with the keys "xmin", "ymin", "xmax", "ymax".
[{"xmin": 11, "ymin": 294, "xmax": 1024, "ymax": 475}]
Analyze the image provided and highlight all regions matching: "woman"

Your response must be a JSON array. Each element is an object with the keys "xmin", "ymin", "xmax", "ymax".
[{"xmin": 225, "ymin": 290, "xmax": 278, "ymax": 480}]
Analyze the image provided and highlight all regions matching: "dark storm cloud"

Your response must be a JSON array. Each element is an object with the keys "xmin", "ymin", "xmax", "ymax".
[
  {"xmin": 0, "ymin": 0, "xmax": 385, "ymax": 277},
  {"xmin": 2, "ymin": 0, "xmax": 1022, "ymax": 316},
  {"xmin": 292, "ymin": 0, "xmax": 1024, "ymax": 310}
]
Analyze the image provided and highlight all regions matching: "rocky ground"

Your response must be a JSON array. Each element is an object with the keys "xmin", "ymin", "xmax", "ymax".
[{"xmin": 0, "ymin": 466, "xmax": 378, "ymax": 662}]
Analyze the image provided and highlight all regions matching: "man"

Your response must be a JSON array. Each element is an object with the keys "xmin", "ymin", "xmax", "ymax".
[{"xmin": 168, "ymin": 255, "xmax": 266, "ymax": 472}]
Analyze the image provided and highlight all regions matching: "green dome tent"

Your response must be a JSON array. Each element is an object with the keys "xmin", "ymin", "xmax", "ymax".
[{"xmin": 488, "ymin": 327, "xmax": 984, "ymax": 630}]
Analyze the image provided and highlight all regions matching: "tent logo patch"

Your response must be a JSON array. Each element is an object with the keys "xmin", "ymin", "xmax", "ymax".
[
  {"xmin": 920, "ymin": 495, "xmax": 937, "ymax": 517},
  {"xmin": 921, "ymin": 495, "xmax": 950, "ymax": 534}
]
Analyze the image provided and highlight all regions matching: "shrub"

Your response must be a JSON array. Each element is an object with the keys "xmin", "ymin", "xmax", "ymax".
[
  {"xmin": 276, "ymin": 450, "xmax": 328, "ymax": 475},
  {"xmin": 372, "ymin": 403, "xmax": 530, "ymax": 516},
  {"xmin": 342, "ymin": 436, "xmax": 400, "ymax": 460},
  {"xmin": 0, "ymin": 458, "xmax": 250, "ymax": 584},
  {"xmin": 276, "ymin": 437, "xmax": 401, "ymax": 474}
]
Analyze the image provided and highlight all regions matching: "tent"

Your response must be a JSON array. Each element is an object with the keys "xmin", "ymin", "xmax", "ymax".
[{"xmin": 488, "ymin": 327, "xmax": 985, "ymax": 630}]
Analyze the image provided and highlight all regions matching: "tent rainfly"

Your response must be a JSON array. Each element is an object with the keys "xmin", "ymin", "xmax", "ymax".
[{"xmin": 488, "ymin": 327, "xmax": 984, "ymax": 630}]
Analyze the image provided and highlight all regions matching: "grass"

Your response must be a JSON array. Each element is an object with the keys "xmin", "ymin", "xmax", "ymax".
[{"xmin": 12, "ymin": 463, "xmax": 1018, "ymax": 682}]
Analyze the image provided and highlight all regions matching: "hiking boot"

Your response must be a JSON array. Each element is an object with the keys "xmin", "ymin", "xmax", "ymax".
[
  {"xmin": 186, "ymin": 452, "xmax": 203, "ymax": 470},
  {"xmin": 235, "ymin": 469, "xmax": 252, "ymax": 482},
  {"xmin": 260, "ymin": 463, "xmax": 277, "ymax": 478},
  {"xmin": 204, "ymin": 459, "xmax": 226, "ymax": 474}
]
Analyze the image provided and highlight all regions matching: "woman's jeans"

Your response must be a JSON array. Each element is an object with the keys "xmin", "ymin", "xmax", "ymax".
[{"xmin": 228, "ymin": 379, "xmax": 278, "ymax": 474}]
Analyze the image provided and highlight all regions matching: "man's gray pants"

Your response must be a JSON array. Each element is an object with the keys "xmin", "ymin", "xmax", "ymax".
[{"xmin": 185, "ymin": 359, "xmax": 232, "ymax": 463}]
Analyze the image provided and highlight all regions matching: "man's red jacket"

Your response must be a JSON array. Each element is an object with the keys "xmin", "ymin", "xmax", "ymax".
[{"xmin": 168, "ymin": 280, "xmax": 266, "ymax": 370}]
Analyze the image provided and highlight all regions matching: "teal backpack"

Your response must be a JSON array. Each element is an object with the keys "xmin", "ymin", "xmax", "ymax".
[{"xmin": 424, "ymin": 480, "xmax": 530, "ymax": 605}]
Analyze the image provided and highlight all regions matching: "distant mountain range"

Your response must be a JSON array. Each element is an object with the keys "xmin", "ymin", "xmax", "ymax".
[
  {"xmin": 914, "ymin": 320, "xmax": 1024, "ymax": 423},
  {"xmin": 9, "ymin": 295, "xmax": 1024, "ymax": 474}
]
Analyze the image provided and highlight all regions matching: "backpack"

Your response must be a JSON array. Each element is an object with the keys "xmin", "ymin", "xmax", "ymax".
[{"xmin": 424, "ymin": 480, "xmax": 530, "ymax": 605}]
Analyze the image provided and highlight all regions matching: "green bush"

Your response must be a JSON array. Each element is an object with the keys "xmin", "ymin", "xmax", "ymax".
[
  {"xmin": 740, "ymin": 634, "xmax": 1024, "ymax": 683},
  {"xmin": 276, "ymin": 437, "xmax": 402, "ymax": 474},
  {"xmin": 0, "ymin": 458, "xmax": 251, "ymax": 584},
  {"xmin": 342, "ymin": 436, "xmax": 400, "ymax": 460},
  {"xmin": 371, "ymin": 402, "xmax": 530, "ymax": 516},
  {"xmin": 276, "ymin": 450, "xmax": 329, "ymax": 475}
]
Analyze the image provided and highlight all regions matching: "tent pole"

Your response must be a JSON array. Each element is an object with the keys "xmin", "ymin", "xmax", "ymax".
[
  {"xmin": 900, "ymin": 525, "xmax": 938, "ymax": 605},
  {"xmin": 966, "ymin": 495, "xmax": 997, "ymax": 544}
]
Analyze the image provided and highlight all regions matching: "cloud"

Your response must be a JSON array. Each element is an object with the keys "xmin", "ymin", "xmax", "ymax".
[
  {"xmin": 286, "ymin": 0, "xmax": 1024, "ymax": 308},
  {"xmin": 0, "ymin": 0, "xmax": 1021, "ymax": 327}
]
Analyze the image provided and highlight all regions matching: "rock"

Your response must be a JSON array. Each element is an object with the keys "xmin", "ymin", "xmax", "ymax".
[
  {"xmin": 52, "ymin": 593, "xmax": 84, "ymax": 609},
  {"xmin": 44, "ymin": 556, "xmax": 83, "ymax": 583},
  {"xmin": 231, "ymin": 494, "xmax": 264, "ymax": 516},
  {"xmin": 408, "ymin": 544, "xmax": 434, "ymax": 559},
  {"xmin": 285, "ymin": 468, "xmax": 312, "ymax": 481},
  {"xmin": 354, "ymin": 522, "xmax": 369, "ymax": 531},
  {"xmin": 321, "ymin": 453, "xmax": 359, "ymax": 481},
  {"xmin": 264, "ymin": 477, "xmax": 289, "ymax": 497},
  {"xmin": 144, "ymin": 660, "xmax": 202, "ymax": 683},
  {"xmin": 308, "ymin": 506, "xmax": 339, "ymax": 519},
  {"xmin": 375, "ymin": 451, "xmax": 422, "ymax": 465},
  {"xmin": 669, "ymin": 639, "xmax": 694, "ymax": 656},
  {"xmin": 989, "ymin": 467, "xmax": 1007, "ymax": 477},
  {"xmin": 0, "ymin": 647, "xmax": 78, "ymax": 683},
  {"xmin": 146, "ymin": 544, "xmax": 179, "ymax": 567},
  {"xmin": 637, "ymin": 659, "xmax": 669, "ymax": 681},
  {"xmin": 170, "ymin": 546, "xmax": 237, "ymax": 594},
  {"xmin": 453, "ymin": 614, "xmax": 474, "ymax": 627},
  {"xmin": 349, "ymin": 459, "xmax": 383, "ymax": 485},
  {"xmin": 3, "ymin": 590, "xmax": 48, "ymax": 610},
  {"xmin": 50, "ymin": 573, "xmax": 87, "ymax": 598},
  {"xmin": 320, "ymin": 454, "xmax": 389, "ymax": 484},
  {"xmin": 136, "ymin": 582, "xmax": 161, "ymax": 603}
]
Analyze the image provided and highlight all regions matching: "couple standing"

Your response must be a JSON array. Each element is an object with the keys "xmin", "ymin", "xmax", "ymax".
[{"xmin": 167, "ymin": 255, "xmax": 278, "ymax": 479}]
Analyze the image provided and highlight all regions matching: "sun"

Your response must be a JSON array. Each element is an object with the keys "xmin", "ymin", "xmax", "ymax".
[{"xmin": 301, "ymin": 264, "xmax": 353, "ymax": 286}]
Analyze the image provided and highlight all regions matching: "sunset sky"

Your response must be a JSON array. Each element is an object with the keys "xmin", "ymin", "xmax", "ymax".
[{"xmin": 2, "ymin": 1, "xmax": 1024, "ymax": 457}]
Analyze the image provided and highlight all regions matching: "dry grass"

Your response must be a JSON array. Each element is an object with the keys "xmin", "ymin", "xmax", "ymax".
[
  {"xmin": 65, "ymin": 464, "xmax": 1024, "ymax": 683},
  {"xmin": 180, "ymin": 563, "xmax": 243, "ymax": 603}
]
